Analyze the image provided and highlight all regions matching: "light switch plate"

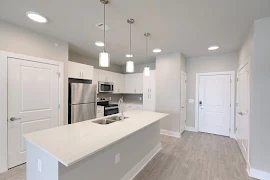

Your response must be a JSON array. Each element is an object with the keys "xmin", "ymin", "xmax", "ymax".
[
  {"xmin": 115, "ymin": 153, "xmax": 120, "ymax": 164},
  {"xmin": 38, "ymin": 159, "xmax": 42, "ymax": 172}
]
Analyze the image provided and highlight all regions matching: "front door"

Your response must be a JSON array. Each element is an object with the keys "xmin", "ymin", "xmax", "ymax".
[
  {"xmin": 180, "ymin": 72, "xmax": 187, "ymax": 134},
  {"xmin": 8, "ymin": 57, "xmax": 60, "ymax": 168},
  {"xmin": 236, "ymin": 64, "xmax": 249, "ymax": 163},
  {"xmin": 198, "ymin": 74, "xmax": 231, "ymax": 136}
]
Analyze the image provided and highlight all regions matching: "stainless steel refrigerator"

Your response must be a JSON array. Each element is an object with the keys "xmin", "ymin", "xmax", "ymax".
[{"xmin": 69, "ymin": 83, "xmax": 97, "ymax": 124}]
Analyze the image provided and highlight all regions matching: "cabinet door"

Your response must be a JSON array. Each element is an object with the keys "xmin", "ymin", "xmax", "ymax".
[
  {"xmin": 149, "ymin": 70, "xmax": 156, "ymax": 94},
  {"xmin": 98, "ymin": 70, "xmax": 109, "ymax": 82},
  {"xmin": 68, "ymin": 61, "xmax": 82, "ymax": 79},
  {"xmin": 112, "ymin": 73, "xmax": 120, "ymax": 93},
  {"xmin": 118, "ymin": 74, "xmax": 125, "ymax": 93},
  {"xmin": 93, "ymin": 69, "xmax": 99, "ymax": 91},
  {"xmin": 114, "ymin": 73, "xmax": 125, "ymax": 93},
  {"xmin": 125, "ymin": 74, "xmax": 134, "ymax": 93},
  {"xmin": 81, "ymin": 64, "xmax": 93, "ymax": 80},
  {"xmin": 143, "ymin": 74, "xmax": 150, "ymax": 94},
  {"xmin": 143, "ymin": 94, "xmax": 155, "ymax": 112},
  {"xmin": 134, "ymin": 73, "xmax": 143, "ymax": 94}
]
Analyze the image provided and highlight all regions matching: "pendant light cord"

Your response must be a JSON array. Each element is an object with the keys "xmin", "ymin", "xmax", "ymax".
[
  {"xmin": 129, "ymin": 22, "xmax": 132, "ymax": 61},
  {"xmin": 104, "ymin": 2, "xmax": 106, "ymax": 52},
  {"xmin": 145, "ymin": 35, "xmax": 148, "ymax": 65}
]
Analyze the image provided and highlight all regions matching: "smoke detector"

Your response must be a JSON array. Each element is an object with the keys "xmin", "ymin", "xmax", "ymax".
[{"xmin": 95, "ymin": 22, "xmax": 110, "ymax": 31}]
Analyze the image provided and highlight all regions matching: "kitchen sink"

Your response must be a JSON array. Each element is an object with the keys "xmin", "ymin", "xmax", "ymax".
[
  {"xmin": 106, "ymin": 116, "xmax": 129, "ymax": 121},
  {"xmin": 92, "ymin": 119, "xmax": 116, "ymax": 125}
]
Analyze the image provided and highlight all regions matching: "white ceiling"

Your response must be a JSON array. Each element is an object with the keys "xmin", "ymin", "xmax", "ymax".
[{"xmin": 1, "ymin": 0, "xmax": 270, "ymax": 65}]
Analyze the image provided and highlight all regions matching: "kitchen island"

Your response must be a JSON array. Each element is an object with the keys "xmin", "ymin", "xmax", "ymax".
[{"xmin": 24, "ymin": 111, "xmax": 168, "ymax": 180}]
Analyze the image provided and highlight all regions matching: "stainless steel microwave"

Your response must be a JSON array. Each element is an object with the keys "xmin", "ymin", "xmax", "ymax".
[{"xmin": 98, "ymin": 81, "xmax": 114, "ymax": 93}]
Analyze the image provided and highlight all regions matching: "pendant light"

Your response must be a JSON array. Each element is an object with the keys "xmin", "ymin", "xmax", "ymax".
[
  {"xmin": 99, "ymin": 0, "xmax": 110, "ymax": 67},
  {"xmin": 126, "ymin": 19, "xmax": 135, "ymax": 73},
  {"xmin": 144, "ymin": 33, "xmax": 150, "ymax": 76}
]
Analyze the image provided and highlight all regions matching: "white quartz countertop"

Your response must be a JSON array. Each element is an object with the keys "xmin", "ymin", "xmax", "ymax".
[{"xmin": 24, "ymin": 111, "xmax": 168, "ymax": 167}]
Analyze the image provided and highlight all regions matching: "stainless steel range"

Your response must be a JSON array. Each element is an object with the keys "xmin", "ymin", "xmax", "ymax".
[{"xmin": 97, "ymin": 98, "xmax": 119, "ymax": 116}]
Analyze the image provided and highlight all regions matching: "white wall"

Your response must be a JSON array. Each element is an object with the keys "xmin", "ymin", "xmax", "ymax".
[
  {"xmin": 186, "ymin": 53, "xmax": 238, "ymax": 127},
  {"xmin": 250, "ymin": 17, "xmax": 270, "ymax": 174},
  {"xmin": 69, "ymin": 51, "xmax": 123, "ymax": 73},
  {"xmin": 156, "ymin": 53, "xmax": 185, "ymax": 133}
]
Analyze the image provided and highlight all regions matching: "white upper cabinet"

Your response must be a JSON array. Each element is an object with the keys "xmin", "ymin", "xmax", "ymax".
[
  {"xmin": 143, "ymin": 70, "xmax": 156, "ymax": 94},
  {"xmin": 93, "ymin": 69, "xmax": 99, "ymax": 91},
  {"xmin": 125, "ymin": 73, "xmax": 143, "ymax": 94},
  {"xmin": 98, "ymin": 70, "xmax": 113, "ymax": 82},
  {"xmin": 68, "ymin": 61, "xmax": 94, "ymax": 80},
  {"xmin": 113, "ymin": 73, "xmax": 125, "ymax": 93}
]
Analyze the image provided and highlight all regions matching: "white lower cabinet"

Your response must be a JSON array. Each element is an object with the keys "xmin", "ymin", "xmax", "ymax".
[{"xmin": 143, "ymin": 94, "xmax": 156, "ymax": 112}]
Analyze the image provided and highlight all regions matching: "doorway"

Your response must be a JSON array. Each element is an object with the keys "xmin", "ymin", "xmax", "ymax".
[
  {"xmin": 0, "ymin": 51, "xmax": 64, "ymax": 172},
  {"xmin": 236, "ymin": 63, "xmax": 250, "ymax": 164},
  {"xmin": 195, "ymin": 71, "xmax": 235, "ymax": 137}
]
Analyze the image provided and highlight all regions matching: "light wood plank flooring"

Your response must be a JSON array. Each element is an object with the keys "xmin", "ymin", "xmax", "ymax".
[
  {"xmin": 0, "ymin": 131, "xmax": 253, "ymax": 180},
  {"xmin": 134, "ymin": 131, "xmax": 254, "ymax": 180}
]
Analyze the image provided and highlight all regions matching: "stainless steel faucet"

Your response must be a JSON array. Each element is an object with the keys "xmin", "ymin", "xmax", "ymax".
[{"xmin": 118, "ymin": 97, "xmax": 124, "ymax": 120}]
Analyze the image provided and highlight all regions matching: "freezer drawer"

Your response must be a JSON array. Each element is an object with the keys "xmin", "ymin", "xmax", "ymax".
[{"xmin": 71, "ymin": 103, "xmax": 96, "ymax": 123}]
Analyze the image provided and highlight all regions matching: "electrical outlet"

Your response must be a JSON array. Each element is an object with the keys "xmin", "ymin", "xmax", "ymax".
[
  {"xmin": 139, "ymin": 97, "xmax": 142, "ymax": 101},
  {"xmin": 115, "ymin": 153, "xmax": 120, "ymax": 164},
  {"xmin": 38, "ymin": 159, "xmax": 42, "ymax": 172}
]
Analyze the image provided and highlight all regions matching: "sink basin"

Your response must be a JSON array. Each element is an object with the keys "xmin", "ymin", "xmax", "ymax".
[
  {"xmin": 107, "ymin": 116, "xmax": 129, "ymax": 121},
  {"xmin": 92, "ymin": 119, "xmax": 116, "ymax": 125}
]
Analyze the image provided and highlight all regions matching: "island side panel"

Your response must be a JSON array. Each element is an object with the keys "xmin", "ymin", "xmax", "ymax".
[
  {"xmin": 26, "ymin": 141, "xmax": 59, "ymax": 180},
  {"xmin": 59, "ymin": 121, "xmax": 161, "ymax": 180}
]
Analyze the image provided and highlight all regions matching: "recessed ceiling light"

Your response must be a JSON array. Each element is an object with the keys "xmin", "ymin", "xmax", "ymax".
[
  {"xmin": 153, "ymin": 48, "xmax": 162, "ymax": 53},
  {"xmin": 95, "ymin": 41, "xmax": 104, "ymax": 47},
  {"xmin": 26, "ymin": 11, "xmax": 48, "ymax": 23},
  {"xmin": 126, "ymin": 54, "xmax": 133, "ymax": 58},
  {"xmin": 208, "ymin": 46, "xmax": 219, "ymax": 51}
]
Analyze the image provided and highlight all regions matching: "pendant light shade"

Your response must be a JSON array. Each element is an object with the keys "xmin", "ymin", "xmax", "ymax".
[
  {"xmin": 126, "ymin": 60, "xmax": 134, "ymax": 73},
  {"xmin": 99, "ymin": 51, "xmax": 110, "ymax": 67},
  {"xmin": 126, "ymin": 19, "xmax": 135, "ymax": 73},
  {"xmin": 144, "ymin": 33, "xmax": 151, "ymax": 76},
  {"xmin": 144, "ymin": 66, "xmax": 150, "ymax": 76},
  {"xmin": 99, "ymin": 0, "xmax": 110, "ymax": 67}
]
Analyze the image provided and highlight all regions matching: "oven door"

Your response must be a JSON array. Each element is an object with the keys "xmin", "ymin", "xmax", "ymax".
[
  {"xmin": 105, "ymin": 107, "xmax": 119, "ymax": 116},
  {"xmin": 99, "ymin": 81, "xmax": 114, "ymax": 93}
]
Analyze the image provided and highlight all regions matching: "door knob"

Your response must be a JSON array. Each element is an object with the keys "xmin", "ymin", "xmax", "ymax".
[
  {"xmin": 10, "ymin": 117, "xmax": 21, "ymax": 121},
  {"xmin": 238, "ymin": 112, "xmax": 243, "ymax": 115}
]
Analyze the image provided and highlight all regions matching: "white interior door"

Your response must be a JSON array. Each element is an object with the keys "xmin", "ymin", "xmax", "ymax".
[
  {"xmin": 236, "ymin": 65, "xmax": 249, "ymax": 163},
  {"xmin": 180, "ymin": 72, "xmax": 187, "ymax": 135},
  {"xmin": 198, "ymin": 74, "xmax": 231, "ymax": 136},
  {"xmin": 8, "ymin": 58, "xmax": 60, "ymax": 168}
]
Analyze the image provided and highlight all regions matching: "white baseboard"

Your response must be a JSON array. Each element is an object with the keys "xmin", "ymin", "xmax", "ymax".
[
  {"xmin": 230, "ymin": 133, "xmax": 236, "ymax": 139},
  {"xmin": 248, "ymin": 167, "xmax": 270, "ymax": 180},
  {"xmin": 185, "ymin": 126, "xmax": 198, "ymax": 132},
  {"xmin": 121, "ymin": 143, "xmax": 162, "ymax": 180},
  {"xmin": 160, "ymin": 129, "xmax": 181, "ymax": 138}
]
